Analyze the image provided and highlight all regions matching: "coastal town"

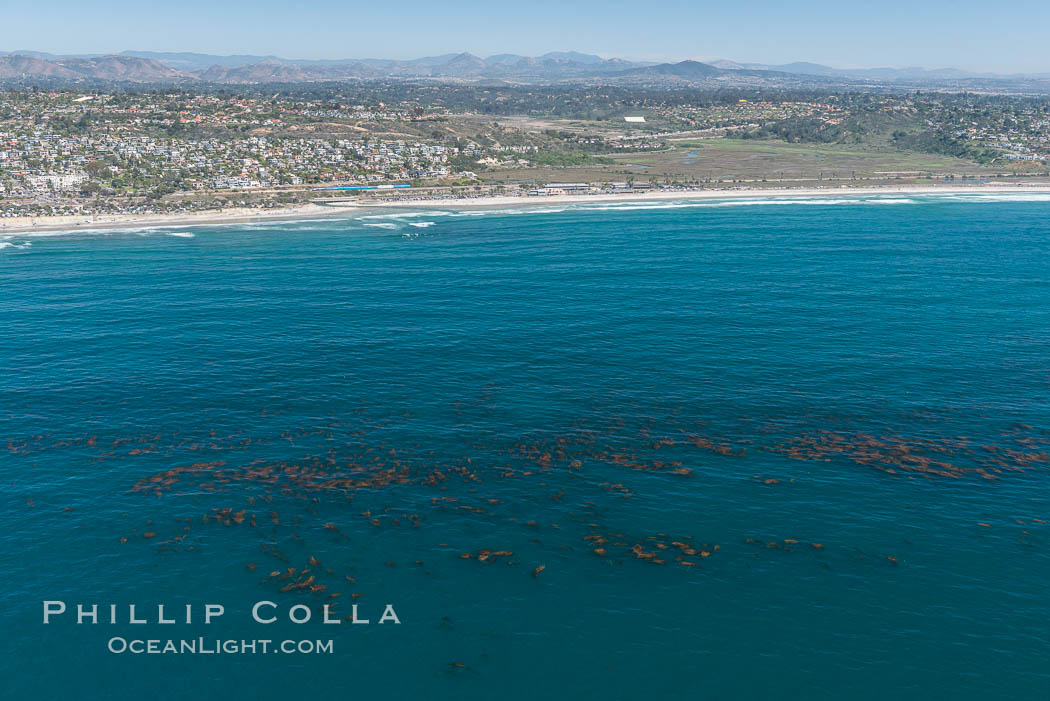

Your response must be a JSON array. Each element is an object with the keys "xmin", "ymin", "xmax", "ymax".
[{"xmin": 3, "ymin": 87, "xmax": 1050, "ymax": 223}]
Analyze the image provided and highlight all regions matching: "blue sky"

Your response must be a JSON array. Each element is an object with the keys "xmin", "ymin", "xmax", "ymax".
[{"xmin": 5, "ymin": 0, "xmax": 1050, "ymax": 73}]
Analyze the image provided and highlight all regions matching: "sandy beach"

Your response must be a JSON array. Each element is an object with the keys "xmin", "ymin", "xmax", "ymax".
[
  {"xmin": 0, "ymin": 203, "xmax": 336, "ymax": 235},
  {"xmin": 4, "ymin": 183, "xmax": 1050, "ymax": 235},
  {"xmin": 357, "ymin": 183, "xmax": 1050, "ymax": 210}
]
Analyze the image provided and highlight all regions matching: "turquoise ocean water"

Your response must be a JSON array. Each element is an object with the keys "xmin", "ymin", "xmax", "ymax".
[{"xmin": 2, "ymin": 193, "xmax": 1049, "ymax": 699}]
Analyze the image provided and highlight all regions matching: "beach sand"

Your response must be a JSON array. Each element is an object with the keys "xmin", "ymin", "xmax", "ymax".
[
  {"xmin": 357, "ymin": 183, "xmax": 1050, "ymax": 210},
  {"xmin": 4, "ymin": 183, "xmax": 1050, "ymax": 235},
  {"xmin": 0, "ymin": 203, "xmax": 337, "ymax": 235}
]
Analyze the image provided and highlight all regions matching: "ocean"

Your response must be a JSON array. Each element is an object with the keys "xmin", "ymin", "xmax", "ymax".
[{"xmin": 2, "ymin": 194, "xmax": 1049, "ymax": 699}]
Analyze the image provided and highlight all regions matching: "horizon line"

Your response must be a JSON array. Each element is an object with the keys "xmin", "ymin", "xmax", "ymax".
[{"xmin": 1, "ymin": 48, "xmax": 1037, "ymax": 75}]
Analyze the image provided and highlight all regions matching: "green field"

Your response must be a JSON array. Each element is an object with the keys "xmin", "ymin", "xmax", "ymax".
[{"xmin": 480, "ymin": 138, "xmax": 1009, "ymax": 185}]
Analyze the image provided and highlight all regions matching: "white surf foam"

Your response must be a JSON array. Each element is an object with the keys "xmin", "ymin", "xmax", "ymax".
[
  {"xmin": 358, "ymin": 210, "xmax": 455, "ymax": 221},
  {"xmin": 934, "ymin": 193, "xmax": 1050, "ymax": 203}
]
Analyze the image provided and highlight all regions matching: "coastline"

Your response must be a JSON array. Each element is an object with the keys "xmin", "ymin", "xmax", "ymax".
[
  {"xmin": 0, "ymin": 203, "xmax": 339, "ymax": 236},
  {"xmin": 357, "ymin": 183, "xmax": 1050, "ymax": 210},
  {"xmin": 4, "ymin": 183, "xmax": 1050, "ymax": 235}
]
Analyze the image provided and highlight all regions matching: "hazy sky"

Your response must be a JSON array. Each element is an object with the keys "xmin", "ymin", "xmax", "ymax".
[{"xmin": 5, "ymin": 0, "xmax": 1050, "ymax": 73}]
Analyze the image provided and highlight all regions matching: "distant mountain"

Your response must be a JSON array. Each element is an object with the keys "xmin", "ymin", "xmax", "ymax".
[
  {"xmin": 438, "ymin": 52, "xmax": 487, "ymax": 75},
  {"xmin": 57, "ymin": 55, "xmax": 192, "ymax": 81},
  {"xmin": 708, "ymin": 59, "xmax": 750, "ymax": 70},
  {"xmin": 0, "ymin": 53, "xmax": 193, "ymax": 81},
  {"xmin": 0, "ymin": 49, "xmax": 1042, "ymax": 87},
  {"xmin": 484, "ymin": 53, "xmax": 527, "ymax": 66},
  {"xmin": 769, "ymin": 61, "xmax": 838, "ymax": 76},
  {"xmin": 621, "ymin": 60, "xmax": 724, "ymax": 80},
  {"xmin": 198, "ymin": 58, "xmax": 313, "ymax": 83},
  {"xmin": 120, "ymin": 50, "xmax": 278, "ymax": 71},
  {"xmin": 402, "ymin": 53, "xmax": 465, "ymax": 67},
  {"xmin": 188, "ymin": 51, "xmax": 653, "ymax": 82},
  {"xmin": 712, "ymin": 59, "xmax": 988, "ymax": 81},
  {"xmin": 0, "ymin": 50, "xmax": 110, "ymax": 60},
  {"xmin": 0, "ymin": 54, "xmax": 79, "ymax": 79},
  {"xmin": 538, "ymin": 51, "xmax": 606, "ymax": 65},
  {"xmin": 0, "ymin": 48, "xmax": 670, "ymax": 83},
  {"xmin": 199, "ymin": 58, "xmax": 379, "ymax": 83}
]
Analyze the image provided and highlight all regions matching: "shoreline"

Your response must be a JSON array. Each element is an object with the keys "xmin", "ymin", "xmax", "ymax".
[
  {"xmin": 355, "ymin": 183, "xmax": 1050, "ymax": 210},
  {"xmin": 0, "ymin": 203, "xmax": 339, "ymax": 236},
  {"xmin": 4, "ymin": 183, "xmax": 1050, "ymax": 235}
]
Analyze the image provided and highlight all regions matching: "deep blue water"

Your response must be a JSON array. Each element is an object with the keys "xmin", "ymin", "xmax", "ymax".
[{"xmin": 2, "ymin": 194, "xmax": 1050, "ymax": 700}]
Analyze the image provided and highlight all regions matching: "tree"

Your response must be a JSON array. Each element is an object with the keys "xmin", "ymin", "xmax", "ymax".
[{"xmin": 85, "ymin": 161, "xmax": 110, "ymax": 178}]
